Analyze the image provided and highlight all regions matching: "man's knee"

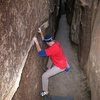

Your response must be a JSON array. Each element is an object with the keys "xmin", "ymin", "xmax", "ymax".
[{"xmin": 42, "ymin": 72, "xmax": 49, "ymax": 80}]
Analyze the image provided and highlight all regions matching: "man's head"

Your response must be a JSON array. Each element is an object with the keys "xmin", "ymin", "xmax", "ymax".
[{"xmin": 44, "ymin": 35, "xmax": 55, "ymax": 46}]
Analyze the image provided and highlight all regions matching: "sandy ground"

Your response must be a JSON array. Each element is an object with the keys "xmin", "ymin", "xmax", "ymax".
[{"xmin": 47, "ymin": 15, "xmax": 90, "ymax": 100}]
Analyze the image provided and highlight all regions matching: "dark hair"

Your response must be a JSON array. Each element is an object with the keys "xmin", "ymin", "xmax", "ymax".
[{"xmin": 43, "ymin": 35, "xmax": 54, "ymax": 42}]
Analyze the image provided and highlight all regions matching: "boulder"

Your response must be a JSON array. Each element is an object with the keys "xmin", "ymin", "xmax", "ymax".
[{"xmin": 0, "ymin": 0, "xmax": 59, "ymax": 100}]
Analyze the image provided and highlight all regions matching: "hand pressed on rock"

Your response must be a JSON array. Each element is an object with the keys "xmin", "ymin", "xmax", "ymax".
[{"xmin": 38, "ymin": 28, "xmax": 42, "ymax": 34}]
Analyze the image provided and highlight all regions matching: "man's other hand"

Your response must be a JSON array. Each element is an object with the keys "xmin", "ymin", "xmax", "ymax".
[
  {"xmin": 33, "ymin": 37, "xmax": 38, "ymax": 43},
  {"xmin": 38, "ymin": 28, "xmax": 42, "ymax": 34}
]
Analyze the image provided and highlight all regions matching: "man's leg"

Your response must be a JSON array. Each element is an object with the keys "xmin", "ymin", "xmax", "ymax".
[{"xmin": 42, "ymin": 66, "xmax": 65, "ymax": 93}]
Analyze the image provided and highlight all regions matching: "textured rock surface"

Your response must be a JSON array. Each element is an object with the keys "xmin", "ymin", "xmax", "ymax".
[
  {"xmin": 12, "ymin": 45, "xmax": 47, "ymax": 100},
  {"xmin": 67, "ymin": 0, "xmax": 100, "ymax": 100},
  {"xmin": 66, "ymin": 0, "xmax": 75, "ymax": 25},
  {"xmin": 0, "ymin": 0, "xmax": 58, "ymax": 100},
  {"xmin": 70, "ymin": 0, "xmax": 81, "ymax": 44},
  {"xmin": 85, "ymin": 1, "xmax": 100, "ymax": 100}
]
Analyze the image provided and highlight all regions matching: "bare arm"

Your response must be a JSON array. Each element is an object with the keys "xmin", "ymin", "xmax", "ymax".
[{"xmin": 33, "ymin": 37, "xmax": 41, "ymax": 52}]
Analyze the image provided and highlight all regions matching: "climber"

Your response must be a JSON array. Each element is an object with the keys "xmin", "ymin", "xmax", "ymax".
[{"xmin": 33, "ymin": 28, "xmax": 70, "ymax": 96}]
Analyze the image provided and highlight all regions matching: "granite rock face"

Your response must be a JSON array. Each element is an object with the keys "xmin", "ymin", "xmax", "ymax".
[
  {"xmin": 0, "ymin": 0, "xmax": 59, "ymax": 100},
  {"xmin": 66, "ymin": 0, "xmax": 75, "ymax": 25},
  {"xmin": 85, "ymin": 2, "xmax": 100, "ymax": 100},
  {"xmin": 67, "ymin": 0, "xmax": 100, "ymax": 100}
]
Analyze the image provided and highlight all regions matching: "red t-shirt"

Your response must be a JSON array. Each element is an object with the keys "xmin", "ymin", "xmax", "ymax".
[{"xmin": 45, "ymin": 41, "xmax": 68, "ymax": 69}]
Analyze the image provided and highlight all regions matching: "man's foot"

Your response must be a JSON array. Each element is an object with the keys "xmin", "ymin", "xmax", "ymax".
[
  {"xmin": 65, "ymin": 65, "xmax": 71, "ymax": 72},
  {"xmin": 40, "ymin": 91, "xmax": 48, "ymax": 96}
]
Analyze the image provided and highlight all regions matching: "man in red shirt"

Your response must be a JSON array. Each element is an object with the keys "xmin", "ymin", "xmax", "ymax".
[{"xmin": 33, "ymin": 28, "xmax": 70, "ymax": 96}]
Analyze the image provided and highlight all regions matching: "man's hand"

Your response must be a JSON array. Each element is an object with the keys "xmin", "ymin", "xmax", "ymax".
[
  {"xmin": 33, "ymin": 37, "xmax": 37, "ymax": 41},
  {"xmin": 38, "ymin": 28, "xmax": 44, "ymax": 40},
  {"xmin": 33, "ymin": 37, "xmax": 38, "ymax": 43},
  {"xmin": 38, "ymin": 28, "xmax": 42, "ymax": 34},
  {"xmin": 31, "ymin": 36, "xmax": 37, "ymax": 46}
]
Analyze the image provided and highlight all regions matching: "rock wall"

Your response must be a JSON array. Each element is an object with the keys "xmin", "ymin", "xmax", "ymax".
[
  {"xmin": 66, "ymin": 0, "xmax": 75, "ymax": 25},
  {"xmin": 67, "ymin": 0, "xmax": 100, "ymax": 100},
  {"xmin": 0, "ymin": 0, "xmax": 59, "ymax": 100},
  {"xmin": 85, "ymin": 1, "xmax": 100, "ymax": 100}
]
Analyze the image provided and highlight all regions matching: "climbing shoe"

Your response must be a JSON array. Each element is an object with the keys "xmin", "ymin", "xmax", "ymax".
[
  {"xmin": 65, "ymin": 64, "xmax": 71, "ymax": 72},
  {"xmin": 40, "ymin": 91, "xmax": 48, "ymax": 96}
]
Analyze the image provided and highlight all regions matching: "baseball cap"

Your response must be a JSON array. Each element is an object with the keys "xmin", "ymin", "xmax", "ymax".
[{"xmin": 43, "ymin": 35, "xmax": 54, "ymax": 42}]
